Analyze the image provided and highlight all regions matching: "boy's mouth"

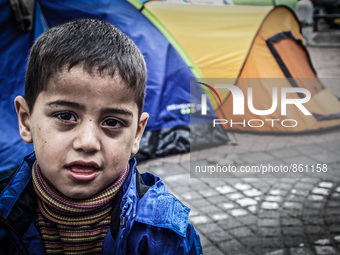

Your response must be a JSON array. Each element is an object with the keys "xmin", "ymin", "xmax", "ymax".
[{"xmin": 65, "ymin": 161, "xmax": 100, "ymax": 182}]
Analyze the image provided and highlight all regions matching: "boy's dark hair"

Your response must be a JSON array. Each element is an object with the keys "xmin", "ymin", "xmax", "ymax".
[{"xmin": 25, "ymin": 19, "xmax": 146, "ymax": 117}]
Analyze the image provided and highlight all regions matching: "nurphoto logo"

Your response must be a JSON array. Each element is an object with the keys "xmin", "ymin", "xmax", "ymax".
[{"xmin": 197, "ymin": 81, "xmax": 312, "ymax": 129}]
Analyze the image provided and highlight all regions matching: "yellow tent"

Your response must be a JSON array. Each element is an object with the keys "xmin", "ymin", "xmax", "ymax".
[{"xmin": 131, "ymin": 1, "xmax": 340, "ymax": 132}]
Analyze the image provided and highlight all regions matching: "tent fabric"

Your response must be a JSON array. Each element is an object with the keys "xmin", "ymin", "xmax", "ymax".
[
  {"xmin": 0, "ymin": 0, "xmax": 226, "ymax": 174},
  {"xmin": 141, "ymin": 2, "xmax": 340, "ymax": 132},
  {"xmin": 266, "ymin": 32, "xmax": 316, "ymax": 79},
  {"xmin": 217, "ymin": 7, "xmax": 340, "ymax": 132},
  {"xmin": 0, "ymin": 0, "xmax": 34, "ymax": 175},
  {"xmin": 232, "ymin": 0, "xmax": 297, "ymax": 10},
  {"xmin": 145, "ymin": 2, "xmax": 272, "ymax": 80}
]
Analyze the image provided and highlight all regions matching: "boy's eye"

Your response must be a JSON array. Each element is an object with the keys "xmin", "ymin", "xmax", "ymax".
[
  {"xmin": 102, "ymin": 118, "xmax": 123, "ymax": 128},
  {"xmin": 55, "ymin": 112, "xmax": 76, "ymax": 122}
]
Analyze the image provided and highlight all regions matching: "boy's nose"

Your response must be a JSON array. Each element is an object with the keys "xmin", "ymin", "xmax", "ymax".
[{"xmin": 73, "ymin": 121, "xmax": 101, "ymax": 153}]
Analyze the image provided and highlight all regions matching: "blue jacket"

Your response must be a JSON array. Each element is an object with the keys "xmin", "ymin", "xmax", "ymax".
[{"xmin": 0, "ymin": 153, "xmax": 202, "ymax": 254}]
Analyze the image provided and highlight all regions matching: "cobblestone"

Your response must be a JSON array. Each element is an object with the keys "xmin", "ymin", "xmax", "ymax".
[
  {"xmin": 237, "ymin": 197, "xmax": 258, "ymax": 207},
  {"xmin": 314, "ymin": 246, "xmax": 337, "ymax": 255},
  {"xmin": 289, "ymin": 247, "xmax": 314, "ymax": 255},
  {"xmin": 211, "ymin": 213, "xmax": 229, "ymax": 221},
  {"xmin": 230, "ymin": 208, "xmax": 248, "ymax": 217},
  {"xmin": 189, "ymin": 215, "xmax": 212, "ymax": 225},
  {"xmin": 215, "ymin": 185, "xmax": 235, "ymax": 194},
  {"xmin": 258, "ymin": 227, "xmax": 282, "ymax": 237},
  {"xmin": 203, "ymin": 245, "xmax": 225, "ymax": 255},
  {"xmin": 261, "ymin": 202, "xmax": 280, "ymax": 210}
]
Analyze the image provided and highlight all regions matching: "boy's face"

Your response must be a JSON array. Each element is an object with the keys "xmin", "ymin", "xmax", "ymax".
[{"xmin": 15, "ymin": 66, "xmax": 148, "ymax": 199}]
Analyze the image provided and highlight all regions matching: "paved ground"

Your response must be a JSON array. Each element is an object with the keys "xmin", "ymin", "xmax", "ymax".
[{"xmin": 139, "ymin": 29, "xmax": 340, "ymax": 255}]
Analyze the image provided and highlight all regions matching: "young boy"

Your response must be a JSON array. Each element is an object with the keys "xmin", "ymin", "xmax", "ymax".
[{"xmin": 0, "ymin": 19, "xmax": 202, "ymax": 254}]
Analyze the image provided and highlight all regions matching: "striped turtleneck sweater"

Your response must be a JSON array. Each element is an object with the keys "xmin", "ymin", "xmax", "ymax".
[{"xmin": 32, "ymin": 161, "xmax": 129, "ymax": 255}]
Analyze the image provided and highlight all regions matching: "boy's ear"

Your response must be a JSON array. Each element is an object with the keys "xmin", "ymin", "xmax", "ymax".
[
  {"xmin": 14, "ymin": 96, "xmax": 33, "ymax": 144},
  {"xmin": 131, "ymin": 112, "xmax": 149, "ymax": 155}
]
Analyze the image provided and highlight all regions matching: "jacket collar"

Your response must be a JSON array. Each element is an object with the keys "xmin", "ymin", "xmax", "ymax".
[
  {"xmin": 0, "ymin": 152, "xmax": 36, "ymax": 219},
  {"xmin": 125, "ymin": 161, "xmax": 191, "ymax": 238},
  {"xmin": 0, "ymin": 152, "xmax": 37, "ymax": 239}
]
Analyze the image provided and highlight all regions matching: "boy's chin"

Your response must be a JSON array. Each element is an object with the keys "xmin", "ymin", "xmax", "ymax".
[{"xmin": 58, "ymin": 186, "xmax": 99, "ymax": 200}]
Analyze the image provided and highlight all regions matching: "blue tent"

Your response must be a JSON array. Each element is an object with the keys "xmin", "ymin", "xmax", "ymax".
[{"xmin": 0, "ymin": 0, "xmax": 227, "ymax": 175}]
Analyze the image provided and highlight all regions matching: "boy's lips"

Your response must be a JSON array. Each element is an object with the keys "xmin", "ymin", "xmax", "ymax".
[{"xmin": 65, "ymin": 161, "xmax": 101, "ymax": 182}]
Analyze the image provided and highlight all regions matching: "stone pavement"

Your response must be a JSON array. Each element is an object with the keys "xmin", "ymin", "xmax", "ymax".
[
  {"xmin": 139, "ymin": 131, "xmax": 340, "ymax": 255},
  {"xmin": 139, "ymin": 30, "xmax": 340, "ymax": 255}
]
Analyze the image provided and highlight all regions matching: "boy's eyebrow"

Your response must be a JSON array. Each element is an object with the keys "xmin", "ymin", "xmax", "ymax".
[
  {"xmin": 46, "ymin": 100, "xmax": 84, "ymax": 110},
  {"xmin": 101, "ymin": 108, "xmax": 134, "ymax": 117},
  {"xmin": 46, "ymin": 100, "xmax": 134, "ymax": 117}
]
